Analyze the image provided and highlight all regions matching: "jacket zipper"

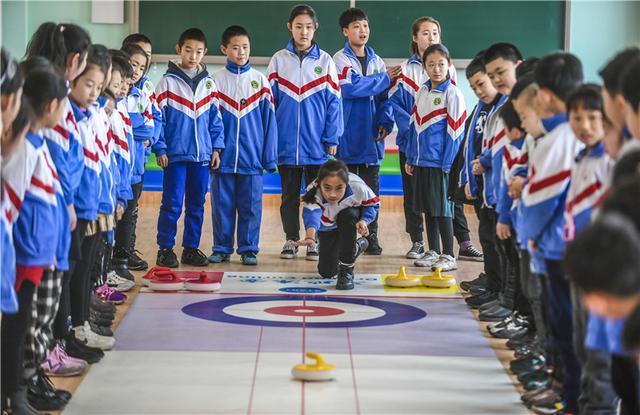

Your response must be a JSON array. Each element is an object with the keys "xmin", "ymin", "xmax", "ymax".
[
  {"xmin": 234, "ymin": 66, "xmax": 241, "ymax": 173},
  {"xmin": 296, "ymin": 56, "xmax": 302, "ymax": 166}
]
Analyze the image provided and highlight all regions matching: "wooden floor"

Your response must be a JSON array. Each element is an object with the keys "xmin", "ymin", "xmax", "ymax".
[{"xmin": 52, "ymin": 193, "xmax": 525, "ymax": 413}]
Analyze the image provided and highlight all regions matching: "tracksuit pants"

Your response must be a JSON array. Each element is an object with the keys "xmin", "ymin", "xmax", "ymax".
[
  {"xmin": 278, "ymin": 165, "xmax": 320, "ymax": 242},
  {"xmin": 317, "ymin": 208, "xmax": 360, "ymax": 278}
]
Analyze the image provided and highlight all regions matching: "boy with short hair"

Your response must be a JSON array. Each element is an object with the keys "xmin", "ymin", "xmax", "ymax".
[
  {"xmin": 522, "ymin": 51, "xmax": 584, "ymax": 413},
  {"xmin": 153, "ymin": 28, "xmax": 225, "ymax": 268},
  {"xmin": 458, "ymin": 53, "xmax": 502, "ymax": 298},
  {"xmin": 621, "ymin": 58, "xmax": 640, "ymax": 140},
  {"xmin": 333, "ymin": 7, "xmax": 401, "ymax": 255},
  {"xmin": 209, "ymin": 25, "xmax": 277, "ymax": 265}
]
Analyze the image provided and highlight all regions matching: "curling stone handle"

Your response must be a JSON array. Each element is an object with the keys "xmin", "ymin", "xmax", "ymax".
[
  {"xmin": 433, "ymin": 267, "xmax": 442, "ymax": 279},
  {"xmin": 306, "ymin": 352, "xmax": 325, "ymax": 367}
]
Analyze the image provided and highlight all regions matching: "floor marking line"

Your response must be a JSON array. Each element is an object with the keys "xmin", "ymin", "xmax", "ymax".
[
  {"xmin": 346, "ymin": 327, "xmax": 361, "ymax": 415},
  {"xmin": 246, "ymin": 326, "xmax": 263, "ymax": 415},
  {"xmin": 165, "ymin": 291, "xmax": 462, "ymax": 300},
  {"xmin": 301, "ymin": 296, "xmax": 307, "ymax": 415}
]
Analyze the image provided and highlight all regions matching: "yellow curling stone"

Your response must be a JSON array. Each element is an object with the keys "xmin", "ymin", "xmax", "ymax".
[
  {"xmin": 292, "ymin": 352, "xmax": 336, "ymax": 381},
  {"xmin": 422, "ymin": 267, "xmax": 456, "ymax": 288},
  {"xmin": 384, "ymin": 266, "xmax": 421, "ymax": 288}
]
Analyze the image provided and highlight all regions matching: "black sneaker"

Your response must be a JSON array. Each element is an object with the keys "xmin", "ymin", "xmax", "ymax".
[
  {"xmin": 112, "ymin": 257, "xmax": 135, "ymax": 281},
  {"xmin": 90, "ymin": 293, "xmax": 116, "ymax": 314},
  {"xmin": 336, "ymin": 262, "xmax": 355, "ymax": 290},
  {"xmin": 406, "ymin": 241, "xmax": 426, "ymax": 259},
  {"xmin": 355, "ymin": 237, "xmax": 369, "ymax": 259},
  {"xmin": 5, "ymin": 386, "xmax": 39, "ymax": 415},
  {"xmin": 89, "ymin": 311, "xmax": 114, "ymax": 328},
  {"xmin": 510, "ymin": 354, "xmax": 546, "ymax": 373},
  {"xmin": 280, "ymin": 240, "xmax": 298, "ymax": 259},
  {"xmin": 181, "ymin": 248, "xmax": 208, "ymax": 266},
  {"xmin": 465, "ymin": 291, "xmax": 498, "ymax": 308},
  {"xmin": 127, "ymin": 249, "xmax": 149, "ymax": 271},
  {"xmin": 492, "ymin": 322, "xmax": 529, "ymax": 339},
  {"xmin": 458, "ymin": 245, "xmax": 484, "ymax": 262},
  {"xmin": 479, "ymin": 304, "xmax": 513, "ymax": 322},
  {"xmin": 157, "ymin": 248, "xmax": 179, "ymax": 268},
  {"xmin": 506, "ymin": 332, "xmax": 537, "ymax": 350},
  {"xmin": 64, "ymin": 336, "xmax": 103, "ymax": 364},
  {"xmin": 89, "ymin": 321, "xmax": 114, "ymax": 337},
  {"xmin": 27, "ymin": 372, "xmax": 71, "ymax": 411},
  {"xmin": 365, "ymin": 234, "xmax": 382, "ymax": 255},
  {"xmin": 460, "ymin": 273, "xmax": 487, "ymax": 292}
]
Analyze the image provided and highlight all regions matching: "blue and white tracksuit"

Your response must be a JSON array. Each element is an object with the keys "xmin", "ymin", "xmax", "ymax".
[
  {"xmin": 1, "ymin": 181, "xmax": 17, "ymax": 313},
  {"xmin": 127, "ymin": 85, "xmax": 155, "ymax": 185},
  {"xmin": 136, "ymin": 75, "xmax": 163, "ymax": 144},
  {"xmin": 333, "ymin": 43, "xmax": 392, "ymax": 165},
  {"xmin": 267, "ymin": 41, "xmax": 342, "ymax": 166},
  {"xmin": 210, "ymin": 60, "xmax": 278, "ymax": 254},
  {"xmin": 154, "ymin": 61, "xmax": 225, "ymax": 249},
  {"xmin": 389, "ymin": 54, "xmax": 458, "ymax": 155},
  {"xmin": 111, "ymin": 98, "xmax": 134, "ymax": 205},
  {"xmin": 4, "ymin": 132, "xmax": 70, "ymax": 272},
  {"xmin": 478, "ymin": 95, "xmax": 508, "ymax": 207},
  {"xmin": 496, "ymin": 137, "xmax": 526, "ymax": 230},
  {"xmin": 301, "ymin": 173, "xmax": 380, "ymax": 232},
  {"xmin": 405, "ymin": 78, "xmax": 467, "ymax": 172},
  {"xmin": 93, "ymin": 98, "xmax": 119, "ymax": 217},
  {"xmin": 71, "ymin": 102, "xmax": 103, "ymax": 222}
]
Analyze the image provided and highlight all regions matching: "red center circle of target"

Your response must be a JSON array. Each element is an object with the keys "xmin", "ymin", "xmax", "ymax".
[{"xmin": 264, "ymin": 305, "xmax": 345, "ymax": 317}]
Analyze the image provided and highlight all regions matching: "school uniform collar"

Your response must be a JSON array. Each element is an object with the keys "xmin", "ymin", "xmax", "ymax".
[
  {"xmin": 70, "ymin": 100, "xmax": 91, "ymax": 122},
  {"xmin": 320, "ymin": 185, "xmax": 354, "ymax": 204},
  {"xmin": 425, "ymin": 78, "xmax": 451, "ymax": 92},
  {"xmin": 343, "ymin": 41, "xmax": 377, "ymax": 67},
  {"xmin": 166, "ymin": 61, "xmax": 210, "ymax": 93},
  {"xmin": 509, "ymin": 137, "xmax": 526, "ymax": 149},
  {"xmin": 576, "ymin": 141, "xmax": 605, "ymax": 162},
  {"xmin": 622, "ymin": 126, "xmax": 634, "ymax": 140},
  {"xmin": 135, "ymin": 75, "xmax": 149, "ymax": 90},
  {"xmin": 128, "ymin": 84, "xmax": 143, "ymax": 98},
  {"xmin": 96, "ymin": 95, "xmax": 108, "ymax": 109},
  {"xmin": 541, "ymin": 112, "xmax": 568, "ymax": 133},
  {"xmin": 26, "ymin": 130, "xmax": 43, "ymax": 147},
  {"xmin": 407, "ymin": 54, "xmax": 421, "ymax": 65},
  {"xmin": 225, "ymin": 60, "xmax": 251, "ymax": 74},
  {"xmin": 285, "ymin": 40, "xmax": 320, "ymax": 60}
]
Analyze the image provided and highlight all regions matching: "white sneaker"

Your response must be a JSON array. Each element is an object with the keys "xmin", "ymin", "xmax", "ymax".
[
  {"xmin": 73, "ymin": 321, "xmax": 115, "ymax": 350},
  {"xmin": 306, "ymin": 243, "xmax": 319, "ymax": 261},
  {"xmin": 414, "ymin": 250, "xmax": 440, "ymax": 267},
  {"xmin": 106, "ymin": 271, "xmax": 135, "ymax": 292},
  {"xmin": 431, "ymin": 254, "xmax": 458, "ymax": 272},
  {"xmin": 280, "ymin": 240, "xmax": 299, "ymax": 259},
  {"xmin": 406, "ymin": 241, "xmax": 426, "ymax": 259}
]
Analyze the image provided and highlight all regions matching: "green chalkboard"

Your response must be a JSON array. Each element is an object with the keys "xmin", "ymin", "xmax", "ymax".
[
  {"xmin": 139, "ymin": 1, "xmax": 565, "ymax": 59},
  {"xmin": 139, "ymin": 1, "xmax": 350, "ymax": 57}
]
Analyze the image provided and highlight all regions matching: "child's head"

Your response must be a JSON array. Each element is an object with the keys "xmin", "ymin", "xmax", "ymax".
[
  {"xmin": 567, "ymin": 176, "xmax": 640, "ymax": 319},
  {"xmin": 121, "ymin": 43, "xmax": 149, "ymax": 84},
  {"xmin": 339, "ymin": 8, "xmax": 369, "ymax": 49},
  {"xmin": 288, "ymin": 4, "xmax": 318, "ymax": 51},
  {"xmin": 499, "ymin": 99, "xmax": 525, "ymax": 141},
  {"xmin": 108, "ymin": 50, "xmax": 133, "ymax": 99},
  {"xmin": 515, "ymin": 57, "xmax": 540, "ymax": 79},
  {"xmin": 621, "ymin": 58, "xmax": 640, "ymax": 139},
  {"xmin": 534, "ymin": 52, "xmax": 583, "ymax": 115},
  {"xmin": 20, "ymin": 58, "xmax": 68, "ymax": 130},
  {"xmin": 423, "ymin": 44, "xmax": 451, "ymax": 86},
  {"xmin": 303, "ymin": 159, "xmax": 350, "ymax": 204},
  {"xmin": 220, "ymin": 25, "xmax": 250, "ymax": 67},
  {"xmin": 599, "ymin": 47, "xmax": 640, "ymax": 130},
  {"xmin": 483, "ymin": 42, "xmax": 522, "ymax": 96},
  {"xmin": 176, "ymin": 28, "xmax": 207, "ymax": 70},
  {"xmin": 567, "ymin": 84, "xmax": 606, "ymax": 147},
  {"xmin": 410, "ymin": 17, "xmax": 441, "ymax": 57},
  {"xmin": 1, "ymin": 48, "xmax": 24, "ymax": 132},
  {"xmin": 466, "ymin": 51, "xmax": 498, "ymax": 105},
  {"xmin": 122, "ymin": 33, "xmax": 153, "ymax": 60},
  {"xmin": 71, "ymin": 45, "xmax": 111, "ymax": 109},
  {"xmin": 2, "ymin": 98, "xmax": 33, "ymax": 159},
  {"xmin": 512, "ymin": 78, "xmax": 543, "ymax": 138},
  {"xmin": 26, "ymin": 22, "xmax": 91, "ymax": 82}
]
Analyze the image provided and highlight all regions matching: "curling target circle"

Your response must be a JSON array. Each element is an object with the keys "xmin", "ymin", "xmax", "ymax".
[{"xmin": 181, "ymin": 295, "xmax": 426, "ymax": 328}]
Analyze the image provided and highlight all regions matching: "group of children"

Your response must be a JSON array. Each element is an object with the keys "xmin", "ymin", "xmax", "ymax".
[{"xmin": 1, "ymin": 4, "xmax": 640, "ymax": 414}]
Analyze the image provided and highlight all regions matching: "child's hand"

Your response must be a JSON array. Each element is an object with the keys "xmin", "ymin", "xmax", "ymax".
[
  {"xmin": 386, "ymin": 65, "xmax": 402, "ymax": 81},
  {"xmin": 375, "ymin": 127, "xmax": 389, "ymax": 142},
  {"xmin": 528, "ymin": 239, "xmax": 538, "ymax": 252},
  {"xmin": 294, "ymin": 237, "xmax": 316, "ymax": 247},
  {"xmin": 471, "ymin": 158, "xmax": 484, "ymax": 175},
  {"xmin": 496, "ymin": 223, "xmax": 511, "ymax": 240},
  {"xmin": 404, "ymin": 163, "xmax": 414, "ymax": 176},
  {"xmin": 327, "ymin": 145, "xmax": 337, "ymax": 156},
  {"xmin": 157, "ymin": 155, "xmax": 169, "ymax": 168},
  {"xmin": 143, "ymin": 140, "xmax": 151, "ymax": 148},
  {"xmin": 210, "ymin": 151, "xmax": 220, "ymax": 170},
  {"xmin": 464, "ymin": 183, "xmax": 476, "ymax": 200},
  {"xmin": 116, "ymin": 204, "xmax": 125, "ymax": 221},
  {"xmin": 356, "ymin": 220, "xmax": 369, "ymax": 237},
  {"xmin": 508, "ymin": 177, "xmax": 524, "ymax": 199},
  {"xmin": 67, "ymin": 204, "xmax": 77, "ymax": 231}
]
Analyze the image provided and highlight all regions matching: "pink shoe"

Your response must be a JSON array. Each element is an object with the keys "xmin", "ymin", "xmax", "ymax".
[
  {"xmin": 41, "ymin": 345, "xmax": 88, "ymax": 377},
  {"xmin": 96, "ymin": 284, "xmax": 127, "ymax": 305}
]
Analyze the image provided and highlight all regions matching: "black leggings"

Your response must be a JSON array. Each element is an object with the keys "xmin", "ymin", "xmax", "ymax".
[
  {"xmin": 114, "ymin": 179, "xmax": 144, "ymax": 255},
  {"xmin": 317, "ymin": 208, "xmax": 359, "ymax": 278},
  {"xmin": 1, "ymin": 280, "xmax": 36, "ymax": 395},
  {"xmin": 279, "ymin": 165, "xmax": 320, "ymax": 242},
  {"xmin": 70, "ymin": 230, "xmax": 101, "ymax": 327},
  {"xmin": 425, "ymin": 215, "xmax": 454, "ymax": 257}
]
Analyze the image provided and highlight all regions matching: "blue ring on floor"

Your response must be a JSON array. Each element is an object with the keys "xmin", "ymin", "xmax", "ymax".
[{"xmin": 182, "ymin": 295, "xmax": 426, "ymax": 328}]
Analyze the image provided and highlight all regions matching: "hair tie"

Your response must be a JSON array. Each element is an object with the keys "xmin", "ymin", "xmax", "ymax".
[{"xmin": 59, "ymin": 25, "xmax": 65, "ymax": 33}]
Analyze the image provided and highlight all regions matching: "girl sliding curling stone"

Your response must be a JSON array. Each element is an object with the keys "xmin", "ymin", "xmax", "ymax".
[{"xmin": 296, "ymin": 159, "xmax": 380, "ymax": 290}]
